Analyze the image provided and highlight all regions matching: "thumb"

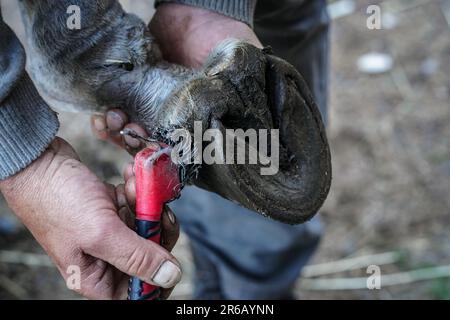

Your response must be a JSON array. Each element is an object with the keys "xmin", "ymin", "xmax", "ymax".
[{"xmin": 82, "ymin": 217, "xmax": 182, "ymax": 289}]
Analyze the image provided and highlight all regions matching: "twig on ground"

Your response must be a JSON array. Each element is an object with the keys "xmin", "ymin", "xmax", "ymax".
[
  {"xmin": 302, "ymin": 251, "xmax": 403, "ymax": 278},
  {"xmin": 300, "ymin": 265, "xmax": 450, "ymax": 290},
  {"xmin": 440, "ymin": 0, "xmax": 450, "ymax": 29},
  {"xmin": 0, "ymin": 274, "xmax": 27, "ymax": 299}
]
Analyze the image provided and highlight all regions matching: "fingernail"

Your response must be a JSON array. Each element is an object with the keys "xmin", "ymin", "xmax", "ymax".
[
  {"xmin": 93, "ymin": 117, "xmax": 106, "ymax": 132},
  {"xmin": 152, "ymin": 261, "xmax": 182, "ymax": 288},
  {"xmin": 107, "ymin": 111, "xmax": 125, "ymax": 131},
  {"xmin": 167, "ymin": 208, "xmax": 176, "ymax": 225},
  {"xmin": 124, "ymin": 135, "xmax": 141, "ymax": 149}
]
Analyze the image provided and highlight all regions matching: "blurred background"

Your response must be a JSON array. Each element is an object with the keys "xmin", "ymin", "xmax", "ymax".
[{"xmin": 0, "ymin": 0, "xmax": 449, "ymax": 299}]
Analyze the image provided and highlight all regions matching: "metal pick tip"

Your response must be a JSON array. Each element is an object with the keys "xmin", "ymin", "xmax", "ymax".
[
  {"xmin": 120, "ymin": 128, "xmax": 162, "ymax": 148},
  {"xmin": 120, "ymin": 128, "xmax": 139, "ymax": 139}
]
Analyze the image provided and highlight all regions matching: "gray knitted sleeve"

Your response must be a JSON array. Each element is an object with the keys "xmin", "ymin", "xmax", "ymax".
[
  {"xmin": 0, "ymin": 12, "xmax": 59, "ymax": 180},
  {"xmin": 154, "ymin": 0, "xmax": 258, "ymax": 27}
]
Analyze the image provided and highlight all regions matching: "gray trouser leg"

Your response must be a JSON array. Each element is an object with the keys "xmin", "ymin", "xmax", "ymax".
[{"xmin": 255, "ymin": 0, "xmax": 330, "ymax": 119}]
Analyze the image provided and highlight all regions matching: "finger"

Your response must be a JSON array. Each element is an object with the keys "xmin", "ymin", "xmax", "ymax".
[
  {"xmin": 123, "ymin": 124, "xmax": 148, "ymax": 149},
  {"xmin": 160, "ymin": 287, "xmax": 175, "ymax": 300},
  {"xmin": 118, "ymin": 207, "xmax": 135, "ymax": 230},
  {"xmin": 105, "ymin": 183, "xmax": 118, "ymax": 206},
  {"xmin": 91, "ymin": 115, "xmax": 108, "ymax": 141},
  {"xmin": 82, "ymin": 218, "xmax": 182, "ymax": 289},
  {"xmin": 123, "ymin": 162, "xmax": 134, "ymax": 181},
  {"xmin": 125, "ymin": 176, "xmax": 136, "ymax": 210},
  {"xmin": 113, "ymin": 272, "xmax": 131, "ymax": 300},
  {"xmin": 106, "ymin": 109, "xmax": 128, "ymax": 146},
  {"xmin": 91, "ymin": 113, "xmax": 125, "ymax": 147},
  {"xmin": 116, "ymin": 184, "xmax": 135, "ymax": 229},
  {"xmin": 116, "ymin": 184, "xmax": 128, "ymax": 208},
  {"xmin": 106, "ymin": 109, "xmax": 128, "ymax": 132},
  {"xmin": 160, "ymin": 206, "xmax": 180, "ymax": 252},
  {"xmin": 56, "ymin": 252, "xmax": 122, "ymax": 300}
]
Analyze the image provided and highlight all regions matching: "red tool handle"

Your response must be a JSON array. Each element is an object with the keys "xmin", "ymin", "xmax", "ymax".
[{"xmin": 128, "ymin": 145, "xmax": 181, "ymax": 300}]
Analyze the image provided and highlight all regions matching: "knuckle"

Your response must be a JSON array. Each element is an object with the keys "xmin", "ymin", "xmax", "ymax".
[
  {"xmin": 125, "ymin": 245, "xmax": 166, "ymax": 278},
  {"xmin": 125, "ymin": 246, "xmax": 150, "ymax": 276}
]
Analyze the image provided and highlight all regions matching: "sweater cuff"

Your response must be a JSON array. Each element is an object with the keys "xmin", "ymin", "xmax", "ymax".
[
  {"xmin": 0, "ymin": 74, "xmax": 59, "ymax": 180},
  {"xmin": 155, "ymin": 0, "xmax": 257, "ymax": 27}
]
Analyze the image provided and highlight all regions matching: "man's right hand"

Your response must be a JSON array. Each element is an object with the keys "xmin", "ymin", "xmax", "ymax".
[{"xmin": 0, "ymin": 138, "xmax": 181, "ymax": 299}]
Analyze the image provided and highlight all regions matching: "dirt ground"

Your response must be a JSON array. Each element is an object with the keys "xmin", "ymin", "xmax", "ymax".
[{"xmin": 0, "ymin": 0, "xmax": 449, "ymax": 299}]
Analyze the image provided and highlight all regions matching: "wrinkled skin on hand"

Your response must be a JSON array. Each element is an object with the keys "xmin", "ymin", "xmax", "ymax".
[
  {"xmin": 0, "ymin": 138, "xmax": 181, "ymax": 299},
  {"xmin": 19, "ymin": 0, "xmax": 331, "ymax": 224}
]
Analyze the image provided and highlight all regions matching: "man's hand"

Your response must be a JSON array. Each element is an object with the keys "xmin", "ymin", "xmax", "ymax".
[
  {"xmin": 149, "ymin": 3, "xmax": 263, "ymax": 68},
  {"xmin": 91, "ymin": 108, "xmax": 149, "ymax": 154},
  {"xmin": 0, "ymin": 138, "xmax": 181, "ymax": 299}
]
